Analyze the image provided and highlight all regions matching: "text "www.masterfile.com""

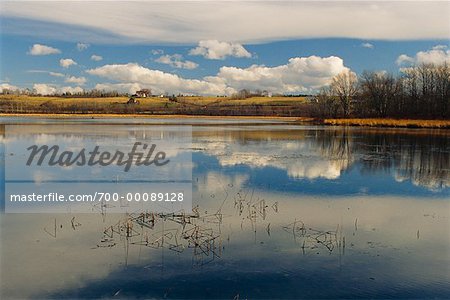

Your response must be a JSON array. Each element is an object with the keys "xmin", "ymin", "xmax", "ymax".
[{"xmin": 10, "ymin": 192, "xmax": 185, "ymax": 202}]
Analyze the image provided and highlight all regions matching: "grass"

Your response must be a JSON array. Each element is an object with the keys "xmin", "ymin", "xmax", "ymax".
[
  {"xmin": 0, "ymin": 95, "xmax": 306, "ymax": 106},
  {"xmin": 0, "ymin": 95, "xmax": 311, "ymax": 117},
  {"xmin": 1, "ymin": 95, "xmax": 449, "ymax": 128},
  {"xmin": 178, "ymin": 96, "xmax": 308, "ymax": 105},
  {"xmin": 322, "ymin": 118, "xmax": 450, "ymax": 129}
]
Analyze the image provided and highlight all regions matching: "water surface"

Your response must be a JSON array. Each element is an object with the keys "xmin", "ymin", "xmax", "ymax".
[{"xmin": 1, "ymin": 117, "xmax": 449, "ymax": 299}]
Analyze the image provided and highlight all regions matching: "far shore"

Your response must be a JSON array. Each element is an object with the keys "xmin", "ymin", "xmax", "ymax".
[
  {"xmin": 320, "ymin": 118, "xmax": 450, "ymax": 129},
  {"xmin": 0, "ymin": 113, "xmax": 306, "ymax": 122},
  {"xmin": 1, "ymin": 95, "xmax": 448, "ymax": 128},
  {"xmin": 1, "ymin": 113, "xmax": 449, "ymax": 129}
]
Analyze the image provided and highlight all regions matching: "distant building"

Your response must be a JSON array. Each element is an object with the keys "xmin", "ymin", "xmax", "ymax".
[
  {"xmin": 262, "ymin": 90, "xmax": 272, "ymax": 97},
  {"xmin": 127, "ymin": 97, "xmax": 140, "ymax": 105},
  {"xmin": 135, "ymin": 89, "xmax": 151, "ymax": 97}
]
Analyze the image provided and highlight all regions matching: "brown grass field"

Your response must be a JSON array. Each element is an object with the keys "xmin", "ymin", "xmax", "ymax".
[
  {"xmin": 1, "ymin": 95, "xmax": 449, "ymax": 128},
  {"xmin": 322, "ymin": 118, "xmax": 450, "ymax": 128},
  {"xmin": 0, "ymin": 95, "xmax": 312, "ymax": 117},
  {"xmin": 0, "ymin": 95, "xmax": 307, "ymax": 107}
]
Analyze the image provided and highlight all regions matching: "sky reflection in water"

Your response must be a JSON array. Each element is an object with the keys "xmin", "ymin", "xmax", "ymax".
[{"xmin": 0, "ymin": 119, "xmax": 449, "ymax": 299}]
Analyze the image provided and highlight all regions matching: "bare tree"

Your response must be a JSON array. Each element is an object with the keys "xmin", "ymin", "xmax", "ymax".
[
  {"xmin": 401, "ymin": 63, "xmax": 450, "ymax": 118},
  {"xmin": 313, "ymin": 87, "xmax": 340, "ymax": 118},
  {"xmin": 231, "ymin": 89, "xmax": 251, "ymax": 100},
  {"xmin": 330, "ymin": 70, "xmax": 358, "ymax": 117},
  {"xmin": 435, "ymin": 63, "xmax": 450, "ymax": 117},
  {"xmin": 360, "ymin": 71, "xmax": 401, "ymax": 117}
]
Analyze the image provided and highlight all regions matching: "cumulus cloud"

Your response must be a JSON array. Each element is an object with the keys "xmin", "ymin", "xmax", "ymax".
[
  {"xmin": 87, "ymin": 55, "xmax": 349, "ymax": 95},
  {"xmin": 151, "ymin": 49, "xmax": 164, "ymax": 55},
  {"xmin": 361, "ymin": 42, "xmax": 374, "ymax": 49},
  {"xmin": 76, "ymin": 42, "xmax": 89, "ymax": 51},
  {"xmin": 416, "ymin": 48, "xmax": 450, "ymax": 65},
  {"xmin": 65, "ymin": 76, "xmax": 86, "ymax": 85},
  {"xmin": 28, "ymin": 44, "xmax": 60, "ymax": 55},
  {"xmin": 90, "ymin": 54, "xmax": 103, "ymax": 61},
  {"xmin": 214, "ymin": 55, "xmax": 349, "ymax": 93},
  {"xmin": 397, "ymin": 46, "xmax": 450, "ymax": 66},
  {"xmin": 189, "ymin": 40, "xmax": 252, "ymax": 60},
  {"xmin": 32, "ymin": 83, "xmax": 84, "ymax": 95},
  {"xmin": 155, "ymin": 54, "xmax": 198, "ymax": 69},
  {"xmin": 396, "ymin": 54, "xmax": 415, "ymax": 66},
  {"xmin": 59, "ymin": 58, "xmax": 77, "ymax": 68},
  {"xmin": 432, "ymin": 45, "xmax": 448, "ymax": 50},
  {"xmin": 87, "ymin": 63, "xmax": 234, "ymax": 95},
  {"xmin": 33, "ymin": 83, "xmax": 57, "ymax": 95},
  {"xmin": 0, "ymin": 83, "xmax": 19, "ymax": 92},
  {"xmin": 60, "ymin": 86, "xmax": 84, "ymax": 94}
]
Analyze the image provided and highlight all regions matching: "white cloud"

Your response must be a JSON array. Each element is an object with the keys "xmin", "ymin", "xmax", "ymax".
[
  {"xmin": 49, "ymin": 72, "xmax": 64, "ymax": 77},
  {"xmin": 60, "ymin": 86, "xmax": 84, "ymax": 94},
  {"xmin": 28, "ymin": 44, "xmax": 60, "ymax": 55},
  {"xmin": 151, "ymin": 49, "xmax": 164, "ymax": 55},
  {"xmin": 361, "ymin": 42, "xmax": 374, "ymax": 49},
  {"xmin": 396, "ymin": 54, "xmax": 415, "ymax": 66},
  {"xmin": 432, "ymin": 45, "xmax": 448, "ymax": 50},
  {"xmin": 189, "ymin": 40, "xmax": 252, "ymax": 60},
  {"xmin": 87, "ymin": 63, "xmax": 233, "ymax": 95},
  {"xmin": 76, "ymin": 42, "xmax": 89, "ymax": 51},
  {"xmin": 33, "ymin": 83, "xmax": 56, "ymax": 95},
  {"xmin": 3, "ymin": 2, "xmax": 449, "ymax": 44},
  {"xmin": 32, "ymin": 83, "xmax": 84, "ymax": 95},
  {"xmin": 65, "ymin": 76, "xmax": 87, "ymax": 85},
  {"xmin": 397, "ymin": 46, "xmax": 450, "ymax": 66},
  {"xmin": 27, "ymin": 70, "xmax": 64, "ymax": 77},
  {"xmin": 90, "ymin": 54, "xmax": 103, "ymax": 61},
  {"xmin": 87, "ymin": 55, "xmax": 349, "ymax": 95},
  {"xmin": 214, "ymin": 55, "xmax": 349, "ymax": 93},
  {"xmin": 155, "ymin": 54, "xmax": 198, "ymax": 69},
  {"xmin": 0, "ymin": 83, "xmax": 19, "ymax": 92},
  {"xmin": 416, "ymin": 49, "xmax": 450, "ymax": 65},
  {"xmin": 59, "ymin": 58, "xmax": 77, "ymax": 68}
]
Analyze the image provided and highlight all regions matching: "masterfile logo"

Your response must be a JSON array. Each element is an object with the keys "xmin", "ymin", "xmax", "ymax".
[{"xmin": 26, "ymin": 142, "xmax": 170, "ymax": 172}]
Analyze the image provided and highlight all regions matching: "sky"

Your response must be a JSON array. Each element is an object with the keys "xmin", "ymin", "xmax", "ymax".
[{"xmin": 0, "ymin": 1, "xmax": 449, "ymax": 96}]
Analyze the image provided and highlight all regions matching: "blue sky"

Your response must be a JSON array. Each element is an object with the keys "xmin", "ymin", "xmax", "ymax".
[{"xmin": 0, "ymin": 1, "xmax": 449, "ymax": 95}]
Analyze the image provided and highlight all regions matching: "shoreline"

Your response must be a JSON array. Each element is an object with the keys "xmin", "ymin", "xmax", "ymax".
[
  {"xmin": 0, "ymin": 113, "xmax": 449, "ymax": 128},
  {"xmin": 321, "ymin": 118, "xmax": 450, "ymax": 129},
  {"xmin": 0, "ymin": 113, "xmax": 308, "ymax": 122}
]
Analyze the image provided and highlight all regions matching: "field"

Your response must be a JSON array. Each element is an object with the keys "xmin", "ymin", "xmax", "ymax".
[
  {"xmin": 0, "ymin": 95, "xmax": 311, "ymax": 117},
  {"xmin": 1, "ymin": 95, "xmax": 449, "ymax": 128}
]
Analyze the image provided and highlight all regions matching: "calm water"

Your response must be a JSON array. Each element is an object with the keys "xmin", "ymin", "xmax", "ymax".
[{"xmin": 1, "ymin": 117, "xmax": 449, "ymax": 299}]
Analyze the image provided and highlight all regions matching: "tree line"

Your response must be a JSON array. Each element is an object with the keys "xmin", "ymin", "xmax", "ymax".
[
  {"xmin": 0, "ymin": 88, "xmax": 128, "ymax": 98},
  {"xmin": 313, "ymin": 63, "xmax": 450, "ymax": 119}
]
